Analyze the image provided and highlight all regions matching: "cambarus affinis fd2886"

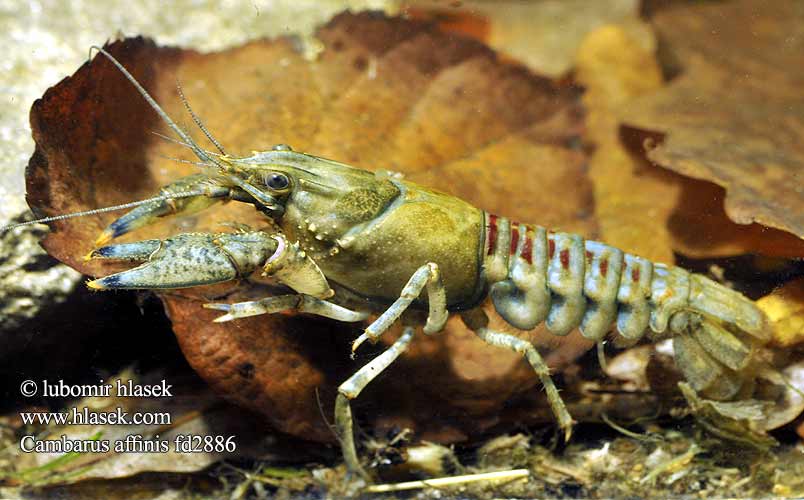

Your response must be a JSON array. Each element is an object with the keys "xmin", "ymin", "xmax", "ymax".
[{"xmin": 6, "ymin": 41, "xmax": 779, "ymax": 482}]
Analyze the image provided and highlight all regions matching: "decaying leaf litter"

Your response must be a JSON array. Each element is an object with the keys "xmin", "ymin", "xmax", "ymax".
[{"xmin": 3, "ymin": 1, "xmax": 804, "ymax": 498}]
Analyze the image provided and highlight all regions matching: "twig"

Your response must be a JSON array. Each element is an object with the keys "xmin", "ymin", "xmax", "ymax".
[{"xmin": 363, "ymin": 469, "xmax": 529, "ymax": 493}]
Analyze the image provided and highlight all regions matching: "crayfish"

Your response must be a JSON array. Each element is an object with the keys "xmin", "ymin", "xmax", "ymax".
[{"xmin": 7, "ymin": 46, "xmax": 777, "ymax": 482}]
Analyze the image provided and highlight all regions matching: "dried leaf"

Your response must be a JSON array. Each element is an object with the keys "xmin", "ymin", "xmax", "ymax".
[
  {"xmin": 621, "ymin": 0, "xmax": 804, "ymax": 255},
  {"xmin": 573, "ymin": 22, "xmax": 786, "ymax": 263},
  {"xmin": 662, "ymin": 180, "xmax": 804, "ymax": 259},
  {"xmin": 765, "ymin": 359, "xmax": 804, "ymax": 432},
  {"xmin": 575, "ymin": 22, "xmax": 679, "ymax": 264},
  {"xmin": 678, "ymin": 382, "xmax": 777, "ymax": 451},
  {"xmin": 26, "ymin": 14, "xmax": 592, "ymax": 444},
  {"xmin": 405, "ymin": 0, "xmax": 641, "ymax": 78}
]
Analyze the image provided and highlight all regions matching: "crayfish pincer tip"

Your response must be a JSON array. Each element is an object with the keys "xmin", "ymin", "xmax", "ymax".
[
  {"xmin": 86, "ymin": 278, "xmax": 106, "ymax": 290},
  {"xmin": 94, "ymin": 229, "xmax": 115, "ymax": 247},
  {"xmin": 86, "ymin": 274, "xmax": 123, "ymax": 290}
]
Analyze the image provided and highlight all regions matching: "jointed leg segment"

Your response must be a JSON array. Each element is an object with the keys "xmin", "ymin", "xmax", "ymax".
[
  {"xmin": 204, "ymin": 294, "xmax": 368, "ymax": 323},
  {"xmin": 352, "ymin": 262, "xmax": 447, "ymax": 352},
  {"xmin": 336, "ymin": 326, "xmax": 416, "ymax": 479},
  {"xmin": 334, "ymin": 262, "xmax": 447, "ymax": 479},
  {"xmin": 461, "ymin": 308, "xmax": 574, "ymax": 441}
]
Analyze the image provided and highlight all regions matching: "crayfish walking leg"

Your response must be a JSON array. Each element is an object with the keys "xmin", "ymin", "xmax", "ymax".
[
  {"xmin": 461, "ymin": 308, "xmax": 574, "ymax": 441},
  {"xmin": 204, "ymin": 295, "xmax": 368, "ymax": 323},
  {"xmin": 336, "ymin": 326, "xmax": 416, "ymax": 480},
  {"xmin": 351, "ymin": 262, "xmax": 448, "ymax": 352},
  {"xmin": 340, "ymin": 262, "xmax": 448, "ymax": 477}
]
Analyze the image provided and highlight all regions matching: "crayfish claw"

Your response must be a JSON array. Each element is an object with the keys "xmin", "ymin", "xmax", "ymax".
[
  {"xmin": 94, "ymin": 227, "xmax": 117, "ymax": 247},
  {"xmin": 202, "ymin": 303, "xmax": 236, "ymax": 323},
  {"xmin": 89, "ymin": 239, "xmax": 162, "ymax": 261},
  {"xmin": 212, "ymin": 313, "xmax": 236, "ymax": 323},
  {"xmin": 93, "ymin": 174, "xmax": 231, "ymax": 245},
  {"xmin": 86, "ymin": 232, "xmax": 278, "ymax": 291}
]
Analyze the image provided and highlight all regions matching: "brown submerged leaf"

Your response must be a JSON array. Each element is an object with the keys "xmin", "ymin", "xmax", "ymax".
[
  {"xmin": 404, "ymin": 0, "xmax": 642, "ymax": 78},
  {"xmin": 574, "ymin": 22, "xmax": 679, "ymax": 264},
  {"xmin": 621, "ymin": 0, "xmax": 804, "ymax": 255},
  {"xmin": 26, "ymin": 13, "xmax": 592, "ymax": 444}
]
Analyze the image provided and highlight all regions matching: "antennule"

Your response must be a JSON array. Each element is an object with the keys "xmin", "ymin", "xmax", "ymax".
[
  {"xmin": 0, "ymin": 190, "xmax": 206, "ymax": 233},
  {"xmin": 89, "ymin": 45, "xmax": 260, "ymax": 200},
  {"xmin": 176, "ymin": 81, "xmax": 227, "ymax": 155},
  {"xmin": 89, "ymin": 45, "xmax": 220, "ymax": 168}
]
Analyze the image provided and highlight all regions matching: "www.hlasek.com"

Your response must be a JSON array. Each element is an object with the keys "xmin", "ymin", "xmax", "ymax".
[{"xmin": 19, "ymin": 379, "xmax": 236, "ymax": 454}]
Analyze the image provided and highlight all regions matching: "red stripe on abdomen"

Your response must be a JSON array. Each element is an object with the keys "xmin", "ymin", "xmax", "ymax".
[
  {"xmin": 510, "ymin": 225, "xmax": 519, "ymax": 255},
  {"xmin": 487, "ymin": 214, "xmax": 498, "ymax": 256},
  {"xmin": 521, "ymin": 226, "xmax": 534, "ymax": 264}
]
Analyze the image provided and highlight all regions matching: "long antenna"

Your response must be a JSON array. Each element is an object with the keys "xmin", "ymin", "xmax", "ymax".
[
  {"xmin": 156, "ymin": 153, "xmax": 214, "ymax": 168},
  {"xmin": 91, "ymin": 45, "xmax": 268, "ymax": 201},
  {"xmin": 0, "ymin": 45, "xmax": 282, "ymax": 235},
  {"xmin": 176, "ymin": 81, "xmax": 227, "ymax": 155},
  {"xmin": 0, "ymin": 190, "xmax": 206, "ymax": 233},
  {"xmin": 90, "ymin": 46, "xmax": 221, "ymax": 168},
  {"xmin": 149, "ymin": 130, "xmax": 200, "ymax": 151}
]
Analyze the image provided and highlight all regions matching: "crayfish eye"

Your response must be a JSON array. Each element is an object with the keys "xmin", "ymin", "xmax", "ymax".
[{"xmin": 264, "ymin": 172, "xmax": 290, "ymax": 190}]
